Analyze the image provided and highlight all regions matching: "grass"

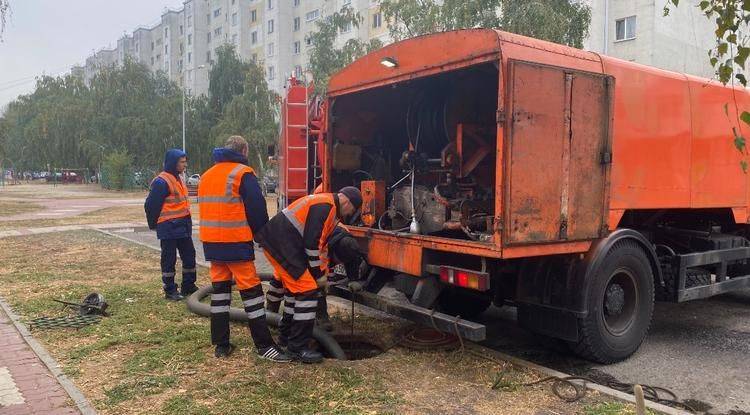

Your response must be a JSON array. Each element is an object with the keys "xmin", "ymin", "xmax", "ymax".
[
  {"xmin": 583, "ymin": 402, "xmax": 657, "ymax": 415},
  {"xmin": 0, "ymin": 205, "xmax": 147, "ymax": 231},
  {"xmin": 0, "ymin": 230, "xmax": 638, "ymax": 414},
  {"xmin": 0, "ymin": 183, "xmax": 147, "ymax": 200},
  {"xmin": 0, "ymin": 200, "xmax": 43, "ymax": 216}
]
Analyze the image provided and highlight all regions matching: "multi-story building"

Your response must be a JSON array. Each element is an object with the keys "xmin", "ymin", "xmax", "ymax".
[{"xmin": 75, "ymin": 0, "xmax": 724, "ymax": 99}]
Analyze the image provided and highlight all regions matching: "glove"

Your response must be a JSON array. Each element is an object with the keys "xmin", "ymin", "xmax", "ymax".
[{"xmin": 348, "ymin": 281, "xmax": 363, "ymax": 293}]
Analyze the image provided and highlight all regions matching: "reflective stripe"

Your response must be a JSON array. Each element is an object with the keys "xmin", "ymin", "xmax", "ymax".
[
  {"xmin": 295, "ymin": 300, "xmax": 317, "ymax": 308},
  {"xmin": 165, "ymin": 196, "xmax": 188, "ymax": 203},
  {"xmin": 242, "ymin": 296, "xmax": 264, "ymax": 307},
  {"xmin": 182, "ymin": 268, "xmax": 196, "ymax": 273},
  {"xmin": 197, "ymin": 196, "xmax": 242, "ymax": 204},
  {"xmin": 283, "ymin": 308, "xmax": 294, "ymax": 315},
  {"xmin": 266, "ymin": 293, "xmax": 283, "ymax": 301},
  {"xmin": 200, "ymin": 220, "xmax": 249, "ymax": 228},
  {"xmin": 309, "ymin": 259, "xmax": 322, "ymax": 267},
  {"xmin": 211, "ymin": 293, "xmax": 232, "ymax": 301},
  {"xmin": 267, "ymin": 286, "xmax": 284, "ymax": 294},
  {"xmin": 305, "ymin": 248, "xmax": 320, "ymax": 256},
  {"xmin": 246, "ymin": 308, "xmax": 266, "ymax": 319},
  {"xmin": 211, "ymin": 305, "xmax": 230, "ymax": 313},
  {"xmin": 162, "ymin": 272, "xmax": 176, "ymax": 277},
  {"xmin": 293, "ymin": 312, "xmax": 316, "ymax": 321},
  {"xmin": 159, "ymin": 208, "xmax": 190, "ymax": 220},
  {"xmin": 283, "ymin": 296, "xmax": 296, "ymax": 303},
  {"xmin": 283, "ymin": 208, "xmax": 304, "ymax": 236},
  {"xmin": 225, "ymin": 164, "xmax": 246, "ymax": 196}
]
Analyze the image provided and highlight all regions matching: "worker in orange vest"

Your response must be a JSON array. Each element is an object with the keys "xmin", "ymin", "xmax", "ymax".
[
  {"xmin": 256, "ymin": 187, "xmax": 362, "ymax": 363},
  {"xmin": 144, "ymin": 149, "xmax": 197, "ymax": 301},
  {"xmin": 198, "ymin": 136, "xmax": 289, "ymax": 361}
]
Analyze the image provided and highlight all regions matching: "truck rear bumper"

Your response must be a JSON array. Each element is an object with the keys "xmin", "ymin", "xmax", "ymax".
[{"xmin": 328, "ymin": 284, "xmax": 487, "ymax": 342}]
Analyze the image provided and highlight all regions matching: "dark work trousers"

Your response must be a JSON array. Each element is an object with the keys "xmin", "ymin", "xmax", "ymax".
[{"xmin": 160, "ymin": 237, "xmax": 197, "ymax": 294}]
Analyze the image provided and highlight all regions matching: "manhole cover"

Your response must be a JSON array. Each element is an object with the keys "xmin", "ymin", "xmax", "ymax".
[{"xmin": 399, "ymin": 327, "xmax": 460, "ymax": 351}]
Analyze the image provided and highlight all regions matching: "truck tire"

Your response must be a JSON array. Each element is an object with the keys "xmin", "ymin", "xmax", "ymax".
[
  {"xmin": 570, "ymin": 240, "xmax": 654, "ymax": 364},
  {"xmin": 656, "ymin": 260, "xmax": 710, "ymax": 300},
  {"xmin": 437, "ymin": 287, "xmax": 491, "ymax": 318}
]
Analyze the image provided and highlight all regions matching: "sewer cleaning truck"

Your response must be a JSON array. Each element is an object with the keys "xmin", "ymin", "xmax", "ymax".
[{"xmin": 287, "ymin": 28, "xmax": 750, "ymax": 364}]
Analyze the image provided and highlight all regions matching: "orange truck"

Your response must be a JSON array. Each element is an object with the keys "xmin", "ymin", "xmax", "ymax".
[{"xmin": 318, "ymin": 28, "xmax": 750, "ymax": 363}]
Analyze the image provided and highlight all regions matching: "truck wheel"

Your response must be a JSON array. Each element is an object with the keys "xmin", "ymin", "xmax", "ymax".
[
  {"xmin": 437, "ymin": 287, "xmax": 491, "ymax": 318},
  {"xmin": 570, "ymin": 240, "xmax": 654, "ymax": 364}
]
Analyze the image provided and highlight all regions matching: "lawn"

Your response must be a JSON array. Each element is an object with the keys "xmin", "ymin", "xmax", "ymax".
[
  {"xmin": 0, "ymin": 200, "xmax": 43, "ymax": 216},
  {"xmin": 0, "ymin": 230, "xmax": 641, "ymax": 414}
]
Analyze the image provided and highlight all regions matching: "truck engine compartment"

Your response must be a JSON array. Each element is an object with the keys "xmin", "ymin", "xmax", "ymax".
[{"xmin": 328, "ymin": 62, "xmax": 499, "ymax": 242}]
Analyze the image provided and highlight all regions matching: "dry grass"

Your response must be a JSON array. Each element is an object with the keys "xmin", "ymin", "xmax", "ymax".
[
  {"xmin": 0, "ymin": 205, "xmax": 147, "ymax": 231},
  {"xmin": 0, "ymin": 200, "xmax": 43, "ymax": 216},
  {"xmin": 0, "ymin": 183, "xmax": 147, "ymax": 200},
  {"xmin": 0, "ymin": 230, "xmax": 642, "ymax": 414}
]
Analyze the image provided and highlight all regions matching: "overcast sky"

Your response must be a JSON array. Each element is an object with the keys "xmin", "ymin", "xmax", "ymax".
[{"xmin": 0, "ymin": 0, "xmax": 185, "ymax": 112}]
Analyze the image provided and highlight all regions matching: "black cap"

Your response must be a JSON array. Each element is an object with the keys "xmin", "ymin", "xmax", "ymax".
[{"xmin": 339, "ymin": 186, "xmax": 362, "ymax": 210}]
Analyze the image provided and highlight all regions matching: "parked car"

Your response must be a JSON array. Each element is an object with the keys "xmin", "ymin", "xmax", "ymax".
[{"xmin": 187, "ymin": 174, "xmax": 200, "ymax": 186}]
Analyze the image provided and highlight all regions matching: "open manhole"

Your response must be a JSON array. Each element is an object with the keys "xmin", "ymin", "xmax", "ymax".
[{"xmin": 319, "ymin": 334, "xmax": 385, "ymax": 360}]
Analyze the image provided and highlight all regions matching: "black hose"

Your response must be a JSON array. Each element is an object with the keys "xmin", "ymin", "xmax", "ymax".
[{"xmin": 185, "ymin": 283, "xmax": 347, "ymax": 360}]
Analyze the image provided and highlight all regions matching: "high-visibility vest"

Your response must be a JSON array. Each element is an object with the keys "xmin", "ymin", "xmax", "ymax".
[
  {"xmin": 282, "ymin": 193, "xmax": 338, "ymax": 266},
  {"xmin": 155, "ymin": 172, "xmax": 190, "ymax": 224},
  {"xmin": 198, "ymin": 162, "xmax": 254, "ymax": 242}
]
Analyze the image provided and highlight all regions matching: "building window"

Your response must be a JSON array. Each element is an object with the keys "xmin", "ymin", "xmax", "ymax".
[
  {"xmin": 294, "ymin": 17, "xmax": 300, "ymax": 31},
  {"xmin": 188, "ymin": 52, "xmax": 192, "ymax": 63},
  {"xmin": 268, "ymin": 0, "xmax": 273, "ymax": 10},
  {"xmin": 232, "ymin": 0, "xmax": 236, "ymax": 4},
  {"xmin": 180, "ymin": 43, "xmax": 184, "ymax": 53},
  {"xmin": 252, "ymin": 53, "xmax": 257, "ymax": 62},
  {"xmin": 207, "ymin": 32, "xmax": 212, "ymax": 43},
  {"xmin": 151, "ymin": 41, "xmax": 155, "ymax": 50},
  {"xmin": 268, "ymin": 19, "xmax": 274, "ymax": 34},
  {"xmin": 188, "ymin": 34, "xmax": 192, "ymax": 45},
  {"xmin": 295, "ymin": 65, "xmax": 302, "ymax": 77},
  {"xmin": 268, "ymin": 66, "xmax": 275, "ymax": 80},
  {"xmin": 267, "ymin": 42, "xmax": 274, "ymax": 56},
  {"xmin": 232, "ymin": 12, "xmax": 238, "ymax": 26},
  {"xmin": 341, "ymin": 21, "xmax": 352, "ymax": 33},
  {"xmin": 615, "ymin": 16, "xmax": 636, "ymax": 41},
  {"xmin": 187, "ymin": 15, "xmax": 192, "ymax": 27},
  {"xmin": 342, "ymin": 0, "xmax": 351, "ymax": 6},
  {"xmin": 251, "ymin": 9, "xmax": 257, "ymax": 22},
  {"xmin": 305, "ymin": 36, "xmax": 312, "ymax": 46},
  {"xmin": 206, "ymin": 13, "xmax": 211, "ymax": 24},
  {"xmin": 294, "ymin": 40, "xmax": 301, "ymax": 54},
  {"xmin": 206, "ymin": 50, "xmax": 211, "ymax": 63},
  {"xmin": 135, "ymin": 43, "xmax": 139, "ymax": 52},
  {"xmin": 215, "ymin": 27, "xmax": 222, "ymax": 36},
  {"xmin": 165, "ymin": 27, "xmax": 169, "ymax": 37},
  {"xmin": 232, "ymin": 34, "xmax": 238, "ymax": 44},
  {"xmin": 251, "ymin": 30, "xmax": 258, "ymax": 44},
  {"xmin": 156, "ymin": 54, "xmax": 161, "ymax": 60},
  {"xmin": 151, "ymin": 57, "xmax": 154, "ymax": 65},
  {"xmin": 214, "ymin": 8, "xmax": 221, "ymax": 18},
  {"xmin": 165, "ymin": 45, "xmax": 168, "ymax": 54},
  {"xmin": 157, "ymin": 38, "xmax": 163, "ymax": 46},
  {"xmin": 294, "ymin": 0, "xmax": 300, "ymax": 6},
  {"xmin": 306, "ymin": 9, "xmax": 319, "ymax": 22},
  {"xmin": 373, "ymin": 12, "xmax": 382, "ymax": 28}
]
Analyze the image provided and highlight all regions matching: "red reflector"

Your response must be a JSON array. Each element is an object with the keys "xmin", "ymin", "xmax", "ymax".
[
  {"xmin": 456, "ymin": 271, "xmax": 469, "ymax": 287},
  {"xmin": 438, "ymin": 266, "xmax": 490, "ymax": 291}
]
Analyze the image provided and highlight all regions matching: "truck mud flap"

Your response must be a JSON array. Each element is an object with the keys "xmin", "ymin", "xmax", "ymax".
[{"xmin": 329, "ymin": 285, "xmax": 487, "ymax": 342}]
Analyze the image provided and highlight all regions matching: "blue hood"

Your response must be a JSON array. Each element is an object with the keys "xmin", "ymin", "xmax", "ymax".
[
  {"xmin": 164, "ymin": 149, "xmax": 187, "ymax": 175},
  {"xmin": 212, "ymin": 148, "xmax": 249, "ymax": 165}
]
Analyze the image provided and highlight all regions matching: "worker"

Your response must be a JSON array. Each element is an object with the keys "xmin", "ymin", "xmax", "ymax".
[
  {"xmin": 265, "ymin": 227, "xmax": 365, "ymax": 331},
  {"xmin": 256, "ymin": 187, "xmax": 362, "ymax": 363},
  {"xmin": 198, "ymin": 136, "xmax": 289, "ymax": 362},
  {"xmin": 144, "ymin": 149, "xmax": 197, "ymax": 301}
]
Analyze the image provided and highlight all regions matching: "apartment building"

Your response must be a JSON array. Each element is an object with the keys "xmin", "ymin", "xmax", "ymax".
[{"xmin": 76, "ymin": 0, "xmax": 723, "ymax": 98}]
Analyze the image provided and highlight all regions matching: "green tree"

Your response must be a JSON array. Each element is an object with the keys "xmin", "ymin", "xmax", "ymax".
[
  {"xmin": 380, "ymin": 0, "xmax": 591, "ymax": 47},
  {"xmin": 102, "ymin": 149, "xmax": 133, "ymax": 190},
  {"xmin": 211, "ymin": 61, "xmax": 279, "ymax": 171},
  {"xmin": 0, "ymin": 0, "xmax": 9, "ymax": 41},
  {"xmin": 208, "ymin": 44, "xmax": 250, "ymax": 114},
  {"xmin": 308, "ymin": 7, "xmax": 383, "ymax": 94}
]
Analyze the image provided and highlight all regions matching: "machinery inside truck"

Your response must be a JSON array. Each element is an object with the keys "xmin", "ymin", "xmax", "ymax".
[{"xmin": 327, "ymin": 62, "xmax": 499, "ymax": 242}]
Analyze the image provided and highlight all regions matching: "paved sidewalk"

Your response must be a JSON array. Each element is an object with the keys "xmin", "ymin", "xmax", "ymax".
[
  {"xmin": 0, "ymin": 301, "xmax": 93, "ymax": 415},
  {"xmin": 0, "ymin": 198, "xmax": 143, "ymax": 222}
]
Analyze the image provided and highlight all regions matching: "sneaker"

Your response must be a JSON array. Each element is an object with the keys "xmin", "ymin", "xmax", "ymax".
[
  {"xmin": 277, "ymin": 336, "xmax": 288, "ymax": 349},
  {"xmin": 258, "ymin": 346, "xmax": 292, "ymax": 363},
  {"xmin": 287, "ymin": 349, "xmax": 324, "ymax": 364},
  {"xmin": 214, "ymin": 343, "xmax": 235, "ymax": 358},
  {"xmin": 181, "ymin": 285, "xmax": 198, "ymax": 297},
  {"xmin": 164, "ymin": 291, "xmax": 185, "ymax": 301}
]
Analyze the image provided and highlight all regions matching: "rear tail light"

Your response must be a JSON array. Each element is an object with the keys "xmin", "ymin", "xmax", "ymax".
[{"xmin": 439, "ymin": 266, "xmax": 490, "ymax": 291}]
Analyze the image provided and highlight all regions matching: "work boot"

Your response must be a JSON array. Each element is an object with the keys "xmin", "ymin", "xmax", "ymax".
[
  {"xmin": 258, "ymin": 345, "xmax": 292, "ymax": 363},
  {"xmin": 164, "ymin": 291, "xmax": 185, "ymax": 301},
  {"xmin": 287, "ymin": 348, "xmax": 324, "ymax": 364},
  {"xmin": 214, "ymin": 343, "xmax": 235, "ymax": 358},
  {"xmin": 181, "ymin": 284, "xmax": 198, "ymax": 297}
]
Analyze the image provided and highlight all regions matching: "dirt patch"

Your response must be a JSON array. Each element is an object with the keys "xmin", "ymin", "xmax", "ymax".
[
  {"xmin": 0, "ymin": 205, "xmax": 147, "ymax": 231},
  {"xmin": 0, "ymin": 183, "xmax": 147, "ymax": 200}
]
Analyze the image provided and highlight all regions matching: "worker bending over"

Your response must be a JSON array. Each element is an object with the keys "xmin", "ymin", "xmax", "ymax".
[
  {"xmin": 257, "ymin": 187, "xmax": 362, "ymax": 363},
  {"xmin": 198, "ymin": 136, "xmax": 289, "ymax": 361},
  {"xmin": 144, "ymin": 149, "xmax": 197, "ymax": 301}
]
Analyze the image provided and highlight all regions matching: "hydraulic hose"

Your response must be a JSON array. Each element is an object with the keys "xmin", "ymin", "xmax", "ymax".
[{"xmin": 185, "ymin": 282, "xmax": 347, "ymax": 360}]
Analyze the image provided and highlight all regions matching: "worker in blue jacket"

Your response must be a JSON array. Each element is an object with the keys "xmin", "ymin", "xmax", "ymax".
[{"xmin": 144, "ymin": 149, "xmax": 197, "ymax": 301}]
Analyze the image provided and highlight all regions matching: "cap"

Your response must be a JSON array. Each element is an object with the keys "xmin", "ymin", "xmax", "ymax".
[{"xmin": 339, "ymin": 186, "xmax": 362, "ymax": 210}]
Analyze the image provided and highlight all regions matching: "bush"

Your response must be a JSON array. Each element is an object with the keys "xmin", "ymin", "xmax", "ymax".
[{"xmin": 101, "ymin": 150, "xmax": 133, "ymax": 190}]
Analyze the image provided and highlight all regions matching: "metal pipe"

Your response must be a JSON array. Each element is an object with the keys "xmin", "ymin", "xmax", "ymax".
[{"xmin": 185, "ymin": 283, "xmax": 347, "ymax": 360}]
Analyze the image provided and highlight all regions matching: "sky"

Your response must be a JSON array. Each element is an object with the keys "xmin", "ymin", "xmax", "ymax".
[{"xmin": 0, "ymin": 0, "xmax": 185, "ymax": 112}]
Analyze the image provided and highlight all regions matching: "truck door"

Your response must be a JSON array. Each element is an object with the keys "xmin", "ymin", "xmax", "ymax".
[{"xmin": 505, "ymin": 60, "xmax": 613, "ymax": 244}]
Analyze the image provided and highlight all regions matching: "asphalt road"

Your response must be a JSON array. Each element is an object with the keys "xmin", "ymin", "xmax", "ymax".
[{"xmin": 116, "ymin": 228, "xmax": 749, "ymax": 415}]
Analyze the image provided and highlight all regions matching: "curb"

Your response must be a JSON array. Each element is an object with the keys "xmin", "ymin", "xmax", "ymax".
[
  {"xmin": 97, "ymin": 227, "xmax": 689, "ymax": 415},
  {"xmin": 0, "ymin": 297, "xmax": 98, "ymax": 415}
]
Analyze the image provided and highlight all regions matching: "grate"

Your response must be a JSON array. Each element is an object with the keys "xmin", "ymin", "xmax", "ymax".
[{"xmin": 29, "ymin": 315, "xmax": 102, "ymax": 330}]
